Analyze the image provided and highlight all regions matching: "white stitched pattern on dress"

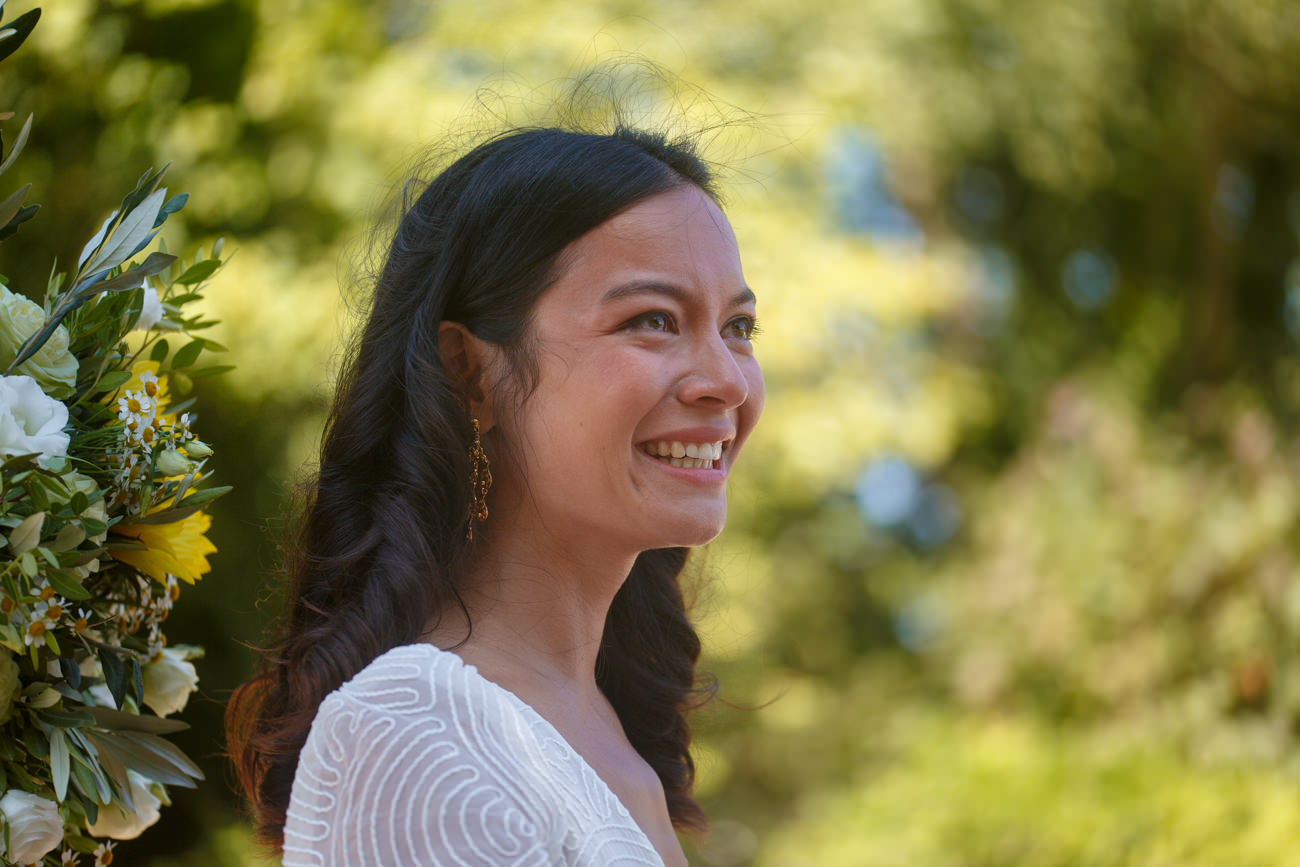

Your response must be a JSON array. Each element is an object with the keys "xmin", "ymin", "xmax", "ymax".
[{"xmin": 283, "ymin": 644, "xmax": 664, "ymax": 866}]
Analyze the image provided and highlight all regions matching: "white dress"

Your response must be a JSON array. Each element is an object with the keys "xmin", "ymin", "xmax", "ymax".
[{"xmin": 283, "ymin": 643, "xmax": 665, "ymax": 866}]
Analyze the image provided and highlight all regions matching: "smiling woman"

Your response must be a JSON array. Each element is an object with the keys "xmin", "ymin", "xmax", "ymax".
[{"xmin": 226, "ymin": 126, "xmax": 763, "ymax": 866}]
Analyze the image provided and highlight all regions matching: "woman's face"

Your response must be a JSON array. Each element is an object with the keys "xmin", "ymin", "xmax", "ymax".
[{"xmin": 489, "ymin": 183, "xmax": 763, "ymax": 555}]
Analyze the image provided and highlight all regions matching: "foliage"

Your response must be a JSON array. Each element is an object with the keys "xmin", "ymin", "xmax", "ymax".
[
  {"xmin": 3, "ymin": 0, "xmax": 1299, "ymax": 864},
  {"xmin": 0, "ymin": 5, "xmax": 229, "ymax": 864}
]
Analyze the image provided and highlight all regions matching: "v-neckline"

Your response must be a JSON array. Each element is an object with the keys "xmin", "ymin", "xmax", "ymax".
[{"xmin": 415, "ymin": 642, "xmax": 666, "ymax": 866}]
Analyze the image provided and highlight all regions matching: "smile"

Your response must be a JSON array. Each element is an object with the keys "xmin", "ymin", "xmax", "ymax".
[{"xmin": 638, "ymin": 440, "xmax": 724, "ymax": 469}]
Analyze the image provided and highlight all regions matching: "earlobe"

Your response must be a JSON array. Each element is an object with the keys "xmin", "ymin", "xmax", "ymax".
[{"xmin": 436, "ymin": 321, "xmax": 499, "ymax": 430}]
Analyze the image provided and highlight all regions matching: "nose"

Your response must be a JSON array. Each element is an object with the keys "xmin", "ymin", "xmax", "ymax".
[{"xmin": 677, "ymin": 333, "xmax": 750, "ymax": 409}]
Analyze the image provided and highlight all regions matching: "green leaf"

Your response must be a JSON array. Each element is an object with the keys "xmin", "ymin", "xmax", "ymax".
[
  {"xmin": 44, "ymin": 568, "xmax": 90, "ymax": 601},
  {"xmin": 174, "ymin": 259, "xmax": 220, "ymax": 286},
  {"xmin": 131, "ymin": 657, "xmax": 143, "ymax": 705},
  {"xmin": 159, "ymin": 192, "xmax": 189, "ymax": 220},
  {"xmin": 122, "ymin": 485, "xmax": 230, "ymax": 524},
  {"xmin": 98, "ymin": 648, "xmax": 127, "ymax": 710},
  {"xmin": 85, "ymin": 705, "xmax": 189, "ymax": 735},
  {"xmin": 94, "ymin": 369, "xmax": 132, "ymax": 393},
  {"xmin": 0, "ymin": 112, "xmax": 31, "ymax": 177},
  {"xmin": 171, "ymin": 337, "xmax": 204, "ymax": 370},
  {"xmin": 82, "ymin": 729, "xmax": 203, "ymax": 788},
  {"xmin": 0, "ymin": 8, "xmax": 39, "ymax": 64},
  {"xmin": 150, "ymin": 339, "xmax": 170, "ymax": 362},
  {"xmin": 0, "ymin": 200, "xmax": 37, "ymax": 240},
  {"xmin": 57, "ymin": 657, "xmax": 82, "ymax": 689},
  {"xmin": 83, "ymin": 187, "xmax": 167, "ymax": 276},
  {"xmin": 75, "ymin": 251, "xmax": 175, "ymax": 296},
  {"xmin": 39, "ymin": 708, "xmax": 95, "ymax": 728},
  {"xmin": 21, "ymin": 723, "xmax": 47, "ymax": 760},
  {"xmin": 50, "ymin": 727, "xmax": 70, "ymax": 800},
  {"xmin": 0, "ymin": 182, "xmax": 29, "ymax": 227}
]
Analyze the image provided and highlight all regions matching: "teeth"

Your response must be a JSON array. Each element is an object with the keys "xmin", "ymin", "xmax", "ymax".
[{"xmin": 640, "ymin": 440, "xmax": 726, "ymax": 469}]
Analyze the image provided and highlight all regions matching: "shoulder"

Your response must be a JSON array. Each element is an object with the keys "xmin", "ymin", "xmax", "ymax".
[{"xmin": 284, "ymin": 644, "xmax": 558, "ymax": 866}]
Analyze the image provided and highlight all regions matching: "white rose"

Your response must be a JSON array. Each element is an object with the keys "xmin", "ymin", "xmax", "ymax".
[
  {"xmin": 142, "ymin": 647, "xmax": 199, "ymax": 717},
  {"xmin": 0, "ymin": 374, "xmax": 69, "ymax": 464},
  {"xmin": 0, "ymin": 789, "xmax": 63, "ymax": 863},
  {"xmin": 85, "ymin": 771, "xmax": 162, "ymax": 840},
  {"xmin": 132, "ymin": 283, "xmax": 164, "ymax": 332},
  {"xmin": 0, "ymin": 283, "xmax": 78, "ymax": 398}
]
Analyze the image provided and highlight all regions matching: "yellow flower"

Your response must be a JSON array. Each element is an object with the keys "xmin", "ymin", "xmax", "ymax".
[{"xmin": 110, "ymin": 509, "xmax": 215, "ymax": 584}]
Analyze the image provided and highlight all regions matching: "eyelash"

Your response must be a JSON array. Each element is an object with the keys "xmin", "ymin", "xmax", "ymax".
[{"xmin": 625, "ymin": 311, "xmax": 761, "ymax": 342}]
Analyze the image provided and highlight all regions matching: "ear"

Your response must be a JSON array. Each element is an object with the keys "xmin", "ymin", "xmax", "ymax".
[{"xmin": 437, "ymin": 321, "xmax": 501, "ymax": 430}]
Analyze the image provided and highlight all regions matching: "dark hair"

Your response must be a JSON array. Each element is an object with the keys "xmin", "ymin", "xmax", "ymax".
[{"xmin": 227, "ymin": 126, "xmax": 721, "ymax": 846}]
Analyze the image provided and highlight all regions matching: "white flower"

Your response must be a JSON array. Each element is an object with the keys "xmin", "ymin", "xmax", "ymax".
[
  {"xmin": 132, "ymin": 283, "xmax": 164, "ymax": 331},
  {"xmin": 85, "ymin": 771, "xmax": 162, "ymax": 840},
  {"xmin": 22, "ymin": 601, "xmax": 58, "ymax": 648},
  {"xmin": 142, "ymin": 646, "xmax": 199, "ymax": 717},
  {"xmin": 0, "ymin": 374, "xmax": 69, "ymax": 464},
  {"xmin": 0, "ymin": 283, "xmax": 78, "ymax": 398},
  {"xmin": 115, "ymin": 389, "xmax": 152, "ymax": 424},
  {"xmin": 92, "ymin": 839, "xmax": 115, "ymax": 866},
  {"xmin": 0, "ymin": 789, "xmax": 63, "ymax": 863}
]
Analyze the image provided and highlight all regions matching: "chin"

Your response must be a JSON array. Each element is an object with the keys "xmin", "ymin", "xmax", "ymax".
[{"xmin": 646, "ymin": 511, "xmax": 728, "ymax": 550}]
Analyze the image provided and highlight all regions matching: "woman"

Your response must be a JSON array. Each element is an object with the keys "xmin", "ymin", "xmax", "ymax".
[{"xmin": 228, "ymin": 125, "xmax": 763, "ymax": 865}]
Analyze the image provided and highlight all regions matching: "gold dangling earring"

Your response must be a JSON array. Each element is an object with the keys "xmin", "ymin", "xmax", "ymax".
[{"xmin": 467, "ymin": 418, "xmax": 492, "ymax": 541}]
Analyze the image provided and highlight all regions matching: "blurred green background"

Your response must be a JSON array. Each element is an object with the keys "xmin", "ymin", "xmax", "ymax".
[{"xmin": 4, "ymin": 0, "xmax": 1300, "ymax": 863}]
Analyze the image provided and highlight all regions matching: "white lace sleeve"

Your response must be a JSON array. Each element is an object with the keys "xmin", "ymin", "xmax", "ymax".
[{"xmin": 282, "ymin": 650, "xmax": 558, "ymax": 866}]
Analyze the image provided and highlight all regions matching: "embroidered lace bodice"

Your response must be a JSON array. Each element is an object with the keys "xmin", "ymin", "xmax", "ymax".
[{"xmin": 283, "ymin": 643, "xmax": 665, "ymax": 866}]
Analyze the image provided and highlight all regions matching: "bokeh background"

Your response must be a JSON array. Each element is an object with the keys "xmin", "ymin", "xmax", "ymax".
[{"xmin": 4, "ymin": 0, "xmax": 1300, "ymax": 863}]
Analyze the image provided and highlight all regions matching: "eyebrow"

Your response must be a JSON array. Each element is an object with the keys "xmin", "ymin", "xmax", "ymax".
[{"xmin": 600, "ymin": 280, "xmax": 757, "ymax": 308}]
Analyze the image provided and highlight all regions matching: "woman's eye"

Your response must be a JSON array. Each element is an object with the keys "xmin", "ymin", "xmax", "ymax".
[
  {"xmin": 629, "ymin": 311, "xmax": 675, "ymax": 332},
  {"xmin": 725, "ymin": 315, "xmax": 760, "ymax": 341}
]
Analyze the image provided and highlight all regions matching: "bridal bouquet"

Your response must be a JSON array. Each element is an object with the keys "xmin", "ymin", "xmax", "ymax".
[{"xmin": 0, "ymin": 6, "xmax": 229, "ymax": 865}]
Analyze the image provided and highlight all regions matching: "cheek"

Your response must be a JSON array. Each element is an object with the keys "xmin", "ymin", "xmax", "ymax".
[{"xmin": 738, "ymin": 360, "xmax": 765, "ymax": 439}]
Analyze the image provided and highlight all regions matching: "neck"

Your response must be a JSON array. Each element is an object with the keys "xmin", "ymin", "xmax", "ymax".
[{"xmin": 432, "ymin": 497, "xmax": 638, "ymax": 702}]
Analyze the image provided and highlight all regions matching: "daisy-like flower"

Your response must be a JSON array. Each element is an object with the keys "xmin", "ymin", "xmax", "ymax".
[
  {"xmin": 153, "ymin": 575, "xmax": 180, "ymax": 621},
  {"xmin": 41, "ymin": 596, "xmax": 67, "ymax": 623},
  {"xmin": 72, "ymin": 606, "xmax": 94, "ymax": 634},
  {"xmin": 61, "ymin": 846, "xmax": 81, "ymax": 865},
  {"xmin": 23, "ymin": 600, "xmax": 59, "ymax": 647},
  {"xmin": 93, "ymin": 840, "xmax": 116, "ymax": 866},
  {"xmin": 138, "ymin": 369, "xmax": 160, "ymax": 400},
  {"xmin": 115, "ymin": 389, "xmax": 152, "ymax": 424},
  {"xmin": 145, "ymin": 620, "xmax": 164, "ymax": 658},
  {"xmin": 171, "ymin": 412, "xmax": 194, "ymax": 446}
]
